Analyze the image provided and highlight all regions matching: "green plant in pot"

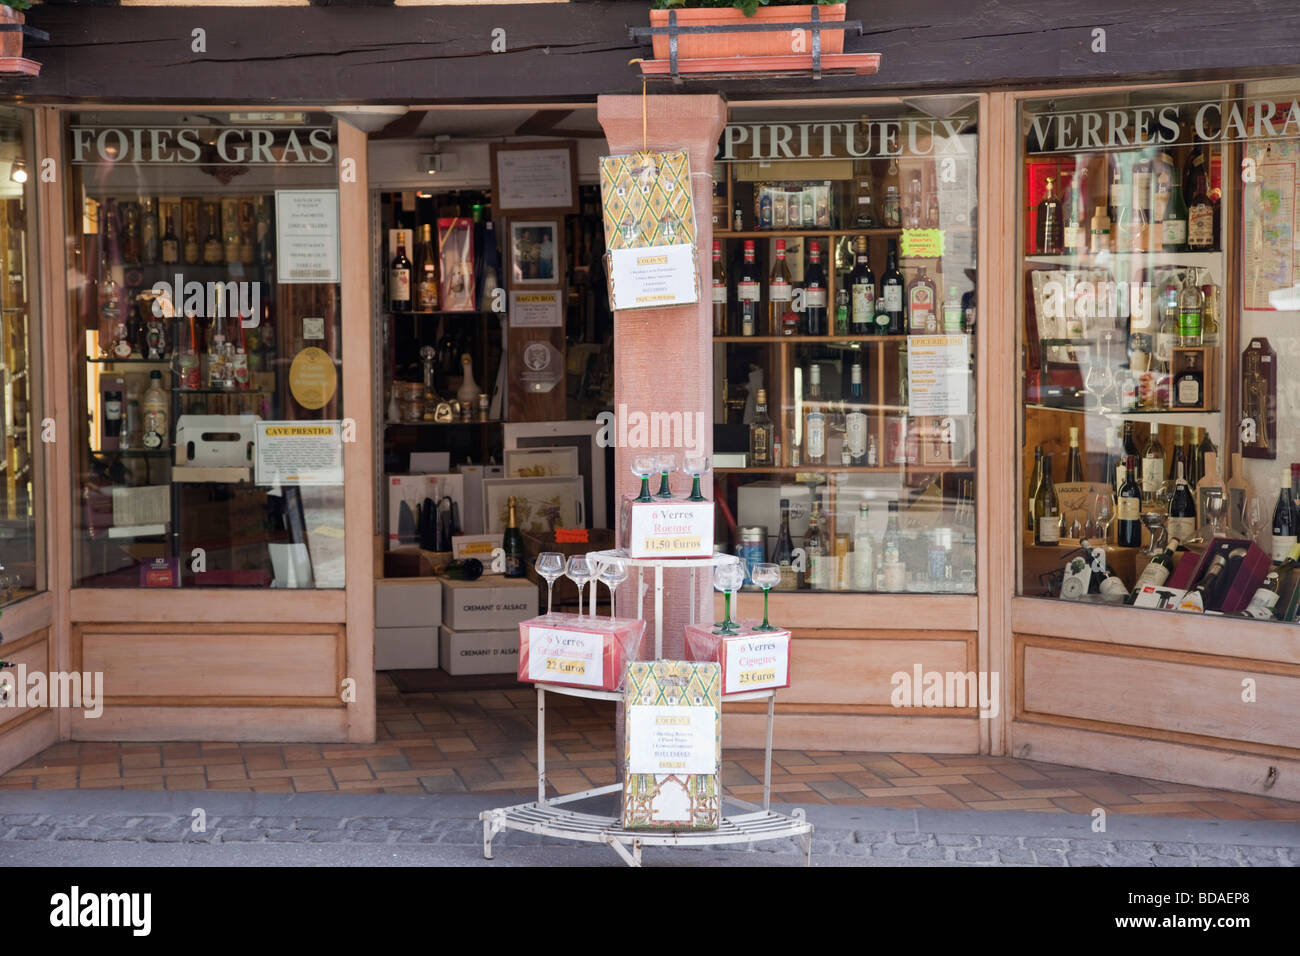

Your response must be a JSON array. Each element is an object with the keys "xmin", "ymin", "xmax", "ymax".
[{"xmin": 648, "ymin": 0, "xmax": 848, "ymax": 61}]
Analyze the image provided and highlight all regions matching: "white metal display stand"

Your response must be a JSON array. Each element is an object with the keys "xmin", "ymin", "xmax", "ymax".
[{"xmin": 480, "ymin": 551, "xmax": 814, "ymax": 867}]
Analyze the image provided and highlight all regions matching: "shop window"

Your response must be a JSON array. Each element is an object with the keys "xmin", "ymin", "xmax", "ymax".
[
  {"xmin": 65, "ymin": 112, "xmax": 344, "ymax": 589},
  {"xmin": 713, "ymin": 100, "xmax": 979, "ymax": 593},
  {"xmin": 1018, "ymin": 83, "xmax": 1300, "ymax": 622},
  {"xmin": 0, "ymin": 107, "xmax": 41, "ymax": 606}
]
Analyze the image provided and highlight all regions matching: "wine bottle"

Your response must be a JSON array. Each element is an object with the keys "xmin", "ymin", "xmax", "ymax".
[
  {"xmin": 848, "ymin": 237, "xmax": 876, "ymax": 335},
  {"xmin": 1065, "ymin": 427, "xmax": 1085, "ymax": 482},
  {"xmin": 1116, "ymin": 457, "xmax": 1143, "ymax": 547},
  {"xmin": 881, "ymin": 500, "xmax": 905, "ymax": 592},
  {"xmin": 503, "ymin": 495, "xmax": 525, "ymax": 577},
  {"xmin": 1034, "ymin": 453, "xmax": 1061, "ymax": 546},
  {"xmin": 389, "ymin": 235, "xmax": 412, "ymax": 313},
  {"xmin": 711, "ymin": 239, "xmax": 728, "ymax": 336},
  {"xmin": 804, "ymin": 241, "xmax": 828, "ymax": 336},
  {"xmin": 738, "ymin": 241, "xmax": 760, "ymax": 337},
  {"xmin": 1187, "ymin": 171, "xmax": 1215, "ymax": 251},
  {"xmin": 1142, "ymin": 423, "xmax": 1166, "ymax": 504},
  {"xmin": 1178, "ymin": 552, "xmax": 1228, "ymax": 612},
  {"xmin": 1185, "ymin": 427, "xmax": 1202, "ymax": 491},
  {"xmin": 806, "ymin": 501, "xmax": 828, "ymax": 590},
  {"xmin": 767, "ymin": 239, "xmax": 793, "ymax": 335},
  {"xmin": 749, "ymin": 387, "xmax": 774, "ymax": 467},
  {"xmin": 1127, "ymin": 537, "xmax": 1181, "ymax": 604},
  {"xmin": 1272, "ymin": 469, "xmax": 1298, "ymax": 563},
  {"xmin": 416, "ymin": 223, "xmax": 439, "ymax": 312},
  {"xmin": 881, "ymin": 240, "xmax": 905, "ymax": 335},
  {"xmin": 1170, "ymin": 426, "xmax": 1187, "ymax": 485},
  {"xmin": 1167, "ymin": 461, "xmax": 1196, "ymax": 541},
  {"xmin": 1036, "ymin": 176, "xmax": 1064, "ymax": 254},
  {"xmin": 1244, "ymin": 542, "xmax": 1300, "ymax": 620},
  {"xmin": 1027, "ymin": 445, "xmax": 1044, "ymax": 532},
  {"xmin": 774, "ymin": 498, "xmax": 797, "ymax": 591},
  {"xmin": 852, "ymin": 498, "xmax": 875, "ymax": 591}
]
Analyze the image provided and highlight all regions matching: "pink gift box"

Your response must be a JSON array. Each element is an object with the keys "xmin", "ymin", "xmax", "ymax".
[
  {"xmin": 518, "ymin": 613, "xmax": 647, "ymax": 691},
  {"xmin": 1167, "ymin": 538, "xmax": 1269, "ymax": 613},
  {"xmin": 684, "ymin": 620, "xmax": 791, "ymax": 695}
]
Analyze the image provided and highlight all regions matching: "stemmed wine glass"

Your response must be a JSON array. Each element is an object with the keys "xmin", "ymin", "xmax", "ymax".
[
  {"xmin": 1242, "ymin": 495, "xmax": 1265, "ymax": 544},
  {"xmin": 1092, "ymin": 492, "xmax": 1115, "ymax": 543},
  {"xmin": 752, "ymin": 563, "xmax": 781, "ymax": 631},
  {"xmin": 631, "ymin": 455, "xmax": 658, "ymax": 503},
  {"xmin": 565, "ymin": 555, "xmax": 592, "ymax": 616},
  {"xmin": 712, "ymin": 559, "xmax": 745, "ymax": 635},
  {"xmin": 1084, "ymin": 363, "xmax": 1114, "ymax": 415},
  {"xmin": 1205, "ymin": 493, "xmax": 1228, "ymax": 539},
  {"xmin": 684, "ymin": 455, "xmax": 710, "ymax": 502},
  {"xmin": 655, "ymin": 452, "xmax": 679, "ymax": 499},
  {"xmin": 536, "ymin": 552, "xmax": 564, "ymax": 615},
  {"xmin": 598, "ymin": 555, "xmax": 629, "ymax": 619}
]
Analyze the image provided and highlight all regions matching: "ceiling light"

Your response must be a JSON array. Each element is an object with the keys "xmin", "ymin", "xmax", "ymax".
[{"xmin": 10, "ymin": 159, "xmax": 27, "ymax": 184}]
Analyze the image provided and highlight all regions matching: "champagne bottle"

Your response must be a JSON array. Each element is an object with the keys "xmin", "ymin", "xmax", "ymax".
[
  {"xmin": 1065, "ymin": 427, "xmax": 1085, "ymax": 482},
  {"xmin": 1034, "ymin": 452, "xmax": 1061, "ymax": 545},
  {"xmin": 1116, "ymin": 457, "xmax": 1143, "ymax": 547},
  {"xmin": 1127, "ymin": 537, "xmax": 1181, "ymax": 604},
  {"xmin": 774, "ymin": 498, "xmax": 797, "ymax": 591},
  {"xmin": 503, "ymin": 495, "xmax": 525, "ymax": 577},
  {"xmin": 1272, "ymin": 469, "xmax": 1298, "ymax": 563}
]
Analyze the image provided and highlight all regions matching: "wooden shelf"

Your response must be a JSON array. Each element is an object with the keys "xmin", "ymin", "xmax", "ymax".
[
  {"xmin": 717, "ymin": 228, "xmax": 903, "ymax": 239},
  {"xmin": 716, "ymin": 464, "xmax": 973, "ymax": 475},
  {"xmin": 714, "ymin": 334, "xmax": 909, "ymax": 343},
  {"xmin": 172, "ymin": 466, "xmax": 251, "ymax": 483}
]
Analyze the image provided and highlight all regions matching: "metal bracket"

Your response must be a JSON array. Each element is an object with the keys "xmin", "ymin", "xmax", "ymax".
[
  {"xmin": 480, "ymin": 810, "xmax": 505, "ymax": 860},
  {"xmin": 604, "ymin": 834, "xmax": 643, "ymax": 867},
  {"xmin": 0, "ymin": 24, "xmax": 49, "ymax": 42}
]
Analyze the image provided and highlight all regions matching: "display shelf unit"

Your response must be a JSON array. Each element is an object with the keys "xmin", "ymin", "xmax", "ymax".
[{"xmin": 480, "ymin": 552, "xmax": 814, "ymax": 867}]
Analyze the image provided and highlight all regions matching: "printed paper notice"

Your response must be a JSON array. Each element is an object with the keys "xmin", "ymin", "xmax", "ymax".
[
  {"xmin": 907, "ymin": 334, "xmax": 970, "ymax": 416},
  {"xmin": 724, "ymin": 633, "xmax": 790, "ymax": 694},
  {"xmin": 508, "ymin": 290, "xmax": 563, "ymax": 328},
  {"xmin": 1242, "ymin": 149, "xmax": 1297, "ymax": 309},
  {"xmin": 496, "ymin": 147, "xmax": 574, "ymax": 211},
  {"xmin": 255, "ymin": 421, "xmax": 344, "ymax": 486},
  {"xmin": 527, "ymin": 627, "xmax": 604, "ymax": 687},
  {"xmin": 275, "ymin": 190, "xmax": 340, "ymax": 284},
  {"xmin": 627, "ymin": 705, "xmax": 716, "ymax": 775},
  {"xmin": 607, "ymin": 243, "xmax": 699, "ymax": 311}
]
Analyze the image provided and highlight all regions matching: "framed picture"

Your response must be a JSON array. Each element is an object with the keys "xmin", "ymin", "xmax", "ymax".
[
  {"xmin": 483, "ymin": 476, "xmax": 585, "ymax": 535},
  {"xmin": 490, "ymin": 141, "xmax": 579, "ymax": 215},
  {"xmin": 509, "ymin": 219, "xmax": 562, "ymax": 286},
  {"xmin": 503, "ymin": 446, "xmax": 580, "ymax": 479},
  {"xmin": 504, "ymin": 420, "xmax": 608, "ymax": 529}
]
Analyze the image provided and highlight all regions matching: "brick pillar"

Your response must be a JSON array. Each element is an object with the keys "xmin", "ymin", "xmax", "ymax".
[{"xmin": 598, "ymin": 94, "xmax": 727, "ymax": 660}]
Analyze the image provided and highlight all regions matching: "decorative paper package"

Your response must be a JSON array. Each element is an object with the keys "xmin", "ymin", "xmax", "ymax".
[
  {"xmin": 622, "ymin": 660, "xmax": 721, "ymax": 831},
  {"xmin": 517, "ymin": 613, "xmax": 647, "ymax": 691},
  {"xmin": 625, "ymin": 499, "xmax": 714, "ymax": 559},
  {"xmin": 684, "ymin": 621, "xmax": 791, "ymax": 695}
]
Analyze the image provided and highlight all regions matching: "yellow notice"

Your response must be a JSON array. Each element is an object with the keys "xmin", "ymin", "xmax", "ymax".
[
  {"xmin": 900, "ymin": 228, "xmax": 945, "ymax": 259},
  {"xmin": 289, "ymin": 347, "xmax": 338, "ymax": 410}
]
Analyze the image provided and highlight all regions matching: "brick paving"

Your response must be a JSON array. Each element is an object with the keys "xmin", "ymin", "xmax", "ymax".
[{"xmin": 2, "ymin": 673, "xmax": 1298, "ymax": 822}]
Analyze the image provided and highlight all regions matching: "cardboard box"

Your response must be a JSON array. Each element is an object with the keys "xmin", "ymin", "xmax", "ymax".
[
  {"xmin": 375, "ymin": 578, "xmax": 442, "ymax": 628},
  {"xmin": 441, "ymin": 576, "xmax": 538, "ymax": 631},
  {"xmin": 387, "ymin": 473, "xmax": 465, "ymax": 550},
  {"xmin": 623, "ymin": 660, "xmax": 721, "ymax": 831},
  {"xmin": 627, "ymin": 500, "xmax": 714, "ymax": 559},
  {"xmin": 1167, "ymin": 537, "xmax": 1269, "ymax": 613},
  {"xmin": 517, "ymin": 613, "xmax": 647, "ymax": 691},
  {"xmin": 376, "ymin": 626, "xmax": 439, "ymax": 670},
  {"xmin": 455, "ymin": 463, "xmax": 503, "ymax": 536},
  {"xmin": 684, "ymin": 621, "xmax": 791, "ymax": 695},
  {"xmin": 439, "ymin": 625, "xmax": 518, "ymax": 675}
]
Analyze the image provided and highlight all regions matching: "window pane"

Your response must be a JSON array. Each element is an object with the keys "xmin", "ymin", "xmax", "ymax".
[{"xmin": 66, "ymin": 112, "xmax": 344, "ymax": 589}]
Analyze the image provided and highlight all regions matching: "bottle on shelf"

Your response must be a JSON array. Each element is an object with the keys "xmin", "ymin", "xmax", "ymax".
[
  {"xmin": 834, "ymin": 288, "xmax": 850, "ymax": 336},
  {"xmin": 1063, "ymin": 175, "xmax": 1086, "ymax": 254},
  {"xmin": 1185, "ymin": 427, "xmax": 1202, "ymax": 491},
  {"xmin": 803, "ymin": 241, "xmax": 828, "ymax": 336},
  {"xmin": 141, "ymin": 370, "xmax": 168, "ymax": 450},
  {"xmin": 881, "ymin": 240, "xmax": 905, "ymax": 334},
  {"xmin": 1272, "ymin": 469, "xmax": 1298, "ymax": 563},
  {"xmin": 1065, "ymin": 426, "xmax": 1085, "ymax": 483},
  {"xmin": 1178, "ymin": 551, "xmax": 1229, "ymax": 613},
  {"xmin": 774, "ymin": 498, "xmax": 798, "ymax": 591},
  {"xmin": 416, "ymin": 223, "xmax": 439, "ymax": 312},
  {"xmin": 140, "ymin": 198, "xmax": 159, "ymax": 265},
  {"xmin": 905, "ymin": 171, "xmax": 923, "ymax": 230},
  {"xmin": 867, "ymin": 433, "xmax": 879, "ymax": 467},
  {"xmin": 1171, "ymin": 426, "xmax": 1187, "ymax": 484},
  {"xmin": 1089, "ymin": 200, "xmax": 1111, "ymax": 255},
  {"xmin": 1187, "ymin": 171, "xmax": 1215, "ymax": 250},
  {"xmin": 1245, "ymin": 543, "xmax": 1300, "ymax": 620},
  {"xmin": 1128, "ymin": 158, "xmax": 1152, "ymax": 253},
  {"xmin": 852, "ymin": 496, "xmax": 875, "ymax": 591},
  {"xmin": 749, "ymin": 387, "xmax": 774, "ymax": 467},
  {"xmin": 768, "ymin": 239, "xmax": 793, "ymax": 335},
  {"xmin": 1167, "ymin": 462, "xmax": 1197, "ymax": 541},
  {"xmin": 1162, "ymin": 178, "xmax": 1189, "ymax": 252},
  {"xmin": 1111, "ymin": 160, "xmax": 1131, "ymax": 254},
  {"xmin": 102, "ymin": 386, "xmax": 123, "ymax": 450},
  {"xmin": 1116, "ymin": 456, "xmax": 1143, "ymax": 547},
  {"xmin": 1199, "ymin": 270, "xmax": 1221, "ymax": 346},
  {"xmin": 503, "ymin": 496, "xmax": 525, "ymax": 578},
  {"xmin": 160, "ymin": 202, "xmax": 179, "ymax": 266},
  {"xmin": 1126, "ymin": 537, "xmax": 1181, "ymax": 604},
  {"xmin": 733, "ymin": 201, "xmax": 743, "ymax": 233},
  {"xmin": 202, "ymin": 203, "xmax": 223, "ymax": 265},
  {"xmin": 711, "ymin": 239, "xmax": 728, "ymax": 336},
  {"xmin": 1173, "ymin": 351, "xmax": 1204, "ymax": 408},
  {"xmin": 183, "ymin": 208, "xmax": 200, "ymax": 266},
  {"xmin": 1178, "ymin": 268, "xmax": 1203, "ymax": 346},
  {"xmin": 737, "ymin": 240, "xmax": 760, "ymax": 337},
  {"xmin": 881, "ymin": 500, "xmax": 905, "ymax": 592},
  {"xmin": 389, "ymin": 234, "xmax": 413, "ymax": 313},
  {"xmin": 1036, "ymin": 176, "xmax": 1064, "ymax": 255},
  {"xmin": 1026, "ymin": 444, "xmax": 1044, "ymax": 532},
  {"xmin": 1033, "ymin": 452, "xmax": 1061, "ymax": 546},
  {"xmin": 854, "ymin": 162, "xmax": 876, "ymax": 228},
  {"xmin": 805, "ymin": 372, "xmax": 826, "ymax": 466},
  {"xmin": 943, "ymin": 286, "xmax": 964, "ymax": 334},
  {"xmin": 1141, "ymin": 423, "xmax": 1166, "ymax": 505},
  {"xmin": 907, "ymin": 266, "xmax": 937, "ymax": 334},
  {"xmin": 805, "ymin": 501, "xmax": 828, "ymax": 590}
]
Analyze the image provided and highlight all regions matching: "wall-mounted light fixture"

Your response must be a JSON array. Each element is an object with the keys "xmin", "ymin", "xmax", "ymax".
[{"xmin": 9, "ymin": 158, "xmax": 27, "ymax": 184}]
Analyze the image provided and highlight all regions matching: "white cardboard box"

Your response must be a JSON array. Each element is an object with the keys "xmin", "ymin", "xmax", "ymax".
[
  {"xmin": 375, "ymin": 578, "xmax": 442, "ymax": 628},
  {"xmin": 455, "ymin": 463, "xmax": 503, "ymax": 535},
  {"xmin": 441, "ymin": 576, "xmax": 538, "ymax": 631},
  {"xmin": 376, "ymin": 626, "xmax": 439, "ymax": 670},
  {"xmin": 386, "ymin": 473, "xmax": 466, "ymax": 550},
  {"xmin": 439, "ymin": 625, "xmax": 519, "ymax": 675}
]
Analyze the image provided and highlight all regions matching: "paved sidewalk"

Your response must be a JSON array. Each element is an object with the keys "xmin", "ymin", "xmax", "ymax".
[{"xmin": 1, "ymin": 790, "xmax": 1296, "ymax": 867}]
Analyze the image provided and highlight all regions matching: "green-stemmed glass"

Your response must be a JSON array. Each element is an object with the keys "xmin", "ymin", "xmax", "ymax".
[
  {"xmin": 752, "ymin": 563, "xmax": 780, "ymax": 631},
  {"xmin": 655, "ymin": 452, "xmax": 679, "ymax": 499},
  {"xmin": 684, "ymin": 455, "xmax": 709, "ymax": 502},
  {"xmin": 631, "ymin": 455, "xmax": 657, "ymax": 503},
  {"xmin": 713, "ymin": 560, "xmax": 745, "ymax": 635}
]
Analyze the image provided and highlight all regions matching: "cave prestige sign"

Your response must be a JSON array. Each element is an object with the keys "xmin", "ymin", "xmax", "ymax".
[{"xmin": 599, "ymin": 149, "xmax": 699, "ymax": 312}]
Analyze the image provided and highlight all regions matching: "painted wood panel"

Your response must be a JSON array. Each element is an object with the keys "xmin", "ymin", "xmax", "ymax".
[
  {"xmin": 726, "ymin": 713, "xmax": 981, "ymax": 753},
  {"xmin": 78, "ymin": 625, "xmax": 343, "ymax": 701},
  {"xmin": 1022, "ymin": 642, "xmax": 1300, "ymax": 751},
  {"xmin": 0, "ymin": 630, "xmax": 51, "ymax": 732},
  {"xmin": 716, "ymin": 593, "xmax": 978, "ymax": 631},
  {"xmin": 71, "ymin": 706, "xmax": 349, "ymax": 743},
  {"xmin": 779, "ymin": 636, "xmax": 974, "ymax": 708},
  {"xmin": 70, "ymin": 589, "xmax": 346, "ymax": 624}
]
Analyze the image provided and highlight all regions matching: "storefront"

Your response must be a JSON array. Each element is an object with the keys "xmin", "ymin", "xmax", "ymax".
[{"xmin": 0, "ymin": 2, "xmax": 1296, "ymax": 803}]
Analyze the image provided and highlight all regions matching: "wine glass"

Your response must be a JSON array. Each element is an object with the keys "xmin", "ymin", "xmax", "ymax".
[
  {"xmin": 565, "ymin": 555, "xmax": 592, "ymax": 616},
  {"xmin": 598, "ymin": 555, "xmax": 629, "ymax": 619},
  {"xmin": 536, "ymin": 552, "xmax": 565, "ymax": 615},
  {"xmin": 1205, "ymin": 493, "xmax": 1228, "ymax": 539},
  {"xmin": 684, "ymin": 455, "xmax": 710, "ymax": 502},
  {"xmin": 1242, "ymin": 495, "xmax": 1265, "ymax": 544},
  {"xmin": 752, "ymin": 563, "xmax": 781, "ymax": 631},
  {"xmin": 631, "ymin": 455, "xmax": 658, "ymax": 503},
  {"xmin": 1084, "ymin": 364, "xmax": 1114, "ymax": 415},
  {"xmin": 655, "ymin": 452, "xmax": 679, "ymax": 499},
  {"xmin": 712, "ymin": 559, "xmax": 745, "ymax": 635},
  {"xmin": 1092, "ymin": 492, "xmax": 1115, "ymax": 543}
]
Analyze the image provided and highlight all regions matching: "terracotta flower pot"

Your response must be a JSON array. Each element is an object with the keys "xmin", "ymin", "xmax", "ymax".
[
  {"xmin": 0, "ymin": 6, "xmax": 26, "ymax": 59},
  {"xmin": 650, "ymin": 4, "xmax": 847, "ymax": 61}
]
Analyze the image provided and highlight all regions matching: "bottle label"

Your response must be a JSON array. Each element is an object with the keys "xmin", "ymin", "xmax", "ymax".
[
  {"xmin": 807, "ymin": 413, "xmax": 825, "ymax": 460},
  {"xmin": 909, "ymin": 286, "xmax": 934, "ymax": 332},
  {"xmin": 884, "ymin": 285, "xmax": 903, "ymax": 312},
  {"xmin": 1141, "ymin": 456, "xmax": 1165, "ymax": 494},
  {"xmin": 390, "ymin": 268, "xmax": 411, "ymax": 301},
  {"xmin": 1188, "ymin": 207, "xmax": 1214, "ymax": 246},
  {"xmin": 712, "ymin": 281, "xmax": 727, "ymax": 304},
  {"xmin": 750, "ymin": 427, "xmax": 770, "ymax": 464},
  {"xmin": 505, "ymin": 554, "xmax": 524, "ymax": 577},
  {"xmin": 1273, "ymin": 537, "xmax": 1297, "ymax": 563},
  {"xmin": 1117, "ymin": 496, "xmax": 1140, "ymax": 520},
  {"xmin": 845, "ymin": 411, "xmax": 867, "ymax": 458},
  {"xmin": 805, "ymin": 287, "xmax": 827, "ymax": 308},
  {"xmin": 768, "ymin": 280, "xmax": 792, "ymax": 302},
  {"xmin": 1167, "ymin": 516, "xmax": 1196, "ymax": 540},
  {"xmin": 1036, "ymin": 515, "xmax": 1060, "ymax": 544},
  {"xmin": 853, "ymin": 544, "xmax": 874, "ymax": 591},
  {"xmin": 1177, "ymin": 376, "xmax": 1201, "ymax": 406},
  {"xmin": 883, "ymin": 561, "xmax": 906, "ymax": 592},
  {"xmin": 1179, "ymin": 308, "xmax": 1202, "ymax": 341},
  {"xmin": 1064, "ymin": 223, "xmax": 1085, "ymax": 251},
  {"xmin": 1155, "ymin": 331, "xmax": 1177, "ymax": 363},
  {"xmin": 1162, "ymin": 218, "xmax": 1187, "ymax": 244},
  {"xmin": 738, "ymin": 280, "xmax": 760, "ymax": 302},
  {"xmin": 851, "ymin": 283, "xmax": 875, "ymax": 321},
  {"xmin": 419, "ymin": 276, "xmax": 439, "ymax": 310},
  {"xmin": 1135, "ymin": 558, "xmax": 1172, "ymax": 590}
]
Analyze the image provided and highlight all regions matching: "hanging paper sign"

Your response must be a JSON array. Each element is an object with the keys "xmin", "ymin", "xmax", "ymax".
[
  {"xmin": 599, "ymin": 149, "xmax": 699, "ymax": 311},
  {"xmin": 900, "ymin": 228, "xmax": 945, "ymax": 259},
  {"xmin": 906, "ymin": 334, "xmax": 970, "ymax": 416},
  {"xmin": 275, "ymin": 189, "xmax": 340, "ymax": 284}
]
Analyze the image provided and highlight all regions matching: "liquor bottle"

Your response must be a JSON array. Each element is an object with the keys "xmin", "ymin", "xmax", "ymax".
[
  {"xmin": 160, "ymin": 203, "xmax": 180, "ymax": 265},
  {"xmin": 738, "ymin": 241, "xmax": 760, "ymax": 337},
  {"xmin": 1178, "ymin": 268, "xmax": 1203, "ymax": 346},
  {"xmin": 834, "ymin": 288, "xmax": 850, "ymax": 335},
  {"xmin": 1034, "ymin": 453, "xmax": 1061, "ymax": 545},
  {"xmin": 805, "ymin": 376, "xmax": 826, "ymax": 467},
  {"xmin": 1065, "ymin": 427, "xmax": 1085, "ymax": 482},
  {"xmin": 866, "ymin": 434, "xmax": 878, "ymax": 467},
  {"xmin": 1063, "ymin": 176, "xmax": 1086, "ymax": 254},
  {"xmin": 1089, "ymin": 202, "xmax": 1111, "ymax": 255},
  {"xmin": 1272, "ymin": 469, "xmax": 1298, "ymax": 562},
  {"xmin": 1199, "ymin": 272, "xmax": 1221, "ymax": 346},
  {"xmin": 141, "ymin": 198, "xmax": 159, "ymax": 265},
  {"xmin": 1155, "ymin": 280, "xmax": 1179, "ymax": 397},
  {"xmin": 1178, "ymin": 552, "xmax": 1229, "ymax": 613},
  {"xmin": 1167, "ymin": 462, "xmax": 1197, "ymax": 541},
  {"xmin": 416, "ymin": 224, "xmax": 439, "ymax": 311},
  {"xmin": 848, "ymin": 237, "xmax": 876, "ymax": 335},
  {"xmin": 1187, "ymin": 171, "xmax": 1215, "ymax": 250},
  {"xmin": 804, "ymin": 241, "xmax": 828, "ymax": 336},
  {"xmin": 503, "ymin": 496, "xmax": 525, "ymax": 577},
  {"xmin": 808, "ymin": 362, "xmax": 823, "ymax": 401},
  {"xmin": 907, "ymin": 266, "xmax": 937, "ymax": 334},
  {"xmin": 1116, "ymin": 457, "xmax": 1143, "ymax": 548},
  {"xmin": 223, "ymin": 201, "xmax": 241, "ymax": 265},
  {"xmin": 881, "ymin": 240, "xmax": 905, "ymax": 334},
  {"xmin": 1036, "ymin": 176, "xmax": 1064, "ymax": 255},
  {"xmin": 203, "ymin": 203, "xmax": 223, "ymax": 265},
  {"xmin": 1129, "ymin": 159, "xmax": 1152, "ymax": 253},
  {"xmin": 767, "ymin": 239, "xmax": 793, "ymax": 335},
  {"xmin": 943, "ymin": 286, "xmax": 964, "ymax": 334},
  {"xmin": 733, "ymin": 201, "xmax": 743, "ymax": 232},
  {"xmin": 881, "ymin": 500, "xmax": 905, "ymax": 592},
  {"xmin": 389, "ymin": 235, "xmax": 412, "ymax": 313},
  {"xmin": 239, "ymin": 201, "xmax": 256, "ymax": 265},
  {"xmin": 141, "ymin": 370, "xmax": 168, "ymax": 450},
  {"xmin": 97, "ymin": 245, "xmax": 124, "ymax": 356},
  {"xmin": 845, "ymin": 369, "xmax": 867, "ymax": 462},
  {"xmin": 774, "ymin": 498, "xmax": 798, "ymax": 591},
  {"xmin": 119, "ymin": 202, "xmax": 140, "ymax": 264},
  {"xmin": 183, "ymin": 211, "xmax": 200, "ymax": 266},
  {"xmin": 905, "ymin": 171, "xmax": 923, "ymax": 230},
  {"xmin": 853, "ymin": 162, "xmax": 875, "ymax": 228},
  {"xmin": 1171, "ymin": 426, "xmax": 1187, "ymax": 485},
  {"xmin": 711, "ymin": 239, "xmax": 728, "ymax": 336},
  {"xmin": 806, "ymin": 501, "xmax": 828, "ymax": 590},
  {"xmin": 749, "ymin": 387, "xmax": 774, "ymax": 467},
  {"xmin": 1126, "ymin": 537, "xmax": 1181, "ymax": 604},
  {"xmin": 1162, "ymin": 181, "xmax": 1189, "ymax": 251},
  {"xmin": 1027, "ymin": 444, "xmax": 1044, "ymax": 532},
  {"xmin": 1173, "ymin": 351, "xmax": 1204, "ymax": 408},
  {"xmin": 102, "ymin": 386, "xmax": 123, "ymax": 450},
  {"xmin": 926, "ymin": 189, "xmax": 940, "ymax": 230},
  {"xmin": 1142, "ymin": 423, "xmax": 1166, "ymax": 504},
  {"xmin": 852, "ymin": 497, "xmax": 875, "ymax": 591}
]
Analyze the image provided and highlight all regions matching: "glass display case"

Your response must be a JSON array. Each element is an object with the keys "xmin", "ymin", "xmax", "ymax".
[
  {"xmin": 66, "ymin": 111, "xmax": 345, "ymax": 589},
  {"xmin": 712, "ymin": 102, "xmax": 979, "ymax": 593}
]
